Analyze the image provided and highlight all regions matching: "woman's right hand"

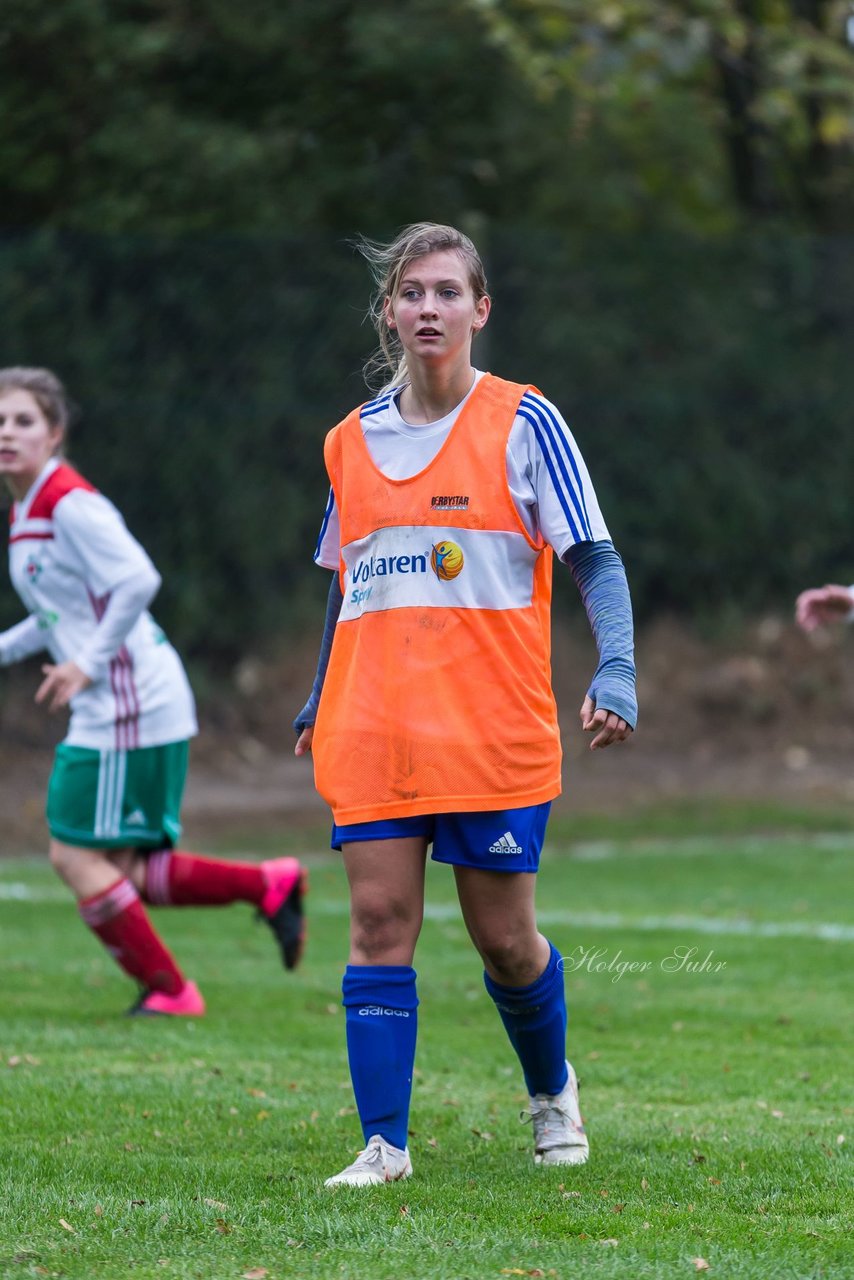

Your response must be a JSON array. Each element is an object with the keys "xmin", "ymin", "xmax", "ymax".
[
  {"xmin": 795, "ymin": 584, "xmax": 854, "ymax": 632},
  {"xmin": 295, "ymin": 725, "xmax": 314, "ymax": 756}
]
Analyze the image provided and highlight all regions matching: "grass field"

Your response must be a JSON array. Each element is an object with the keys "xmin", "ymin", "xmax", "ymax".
[{"xmin": 1, "ymin": 803, "xmax": 852, "ymax": 1280}]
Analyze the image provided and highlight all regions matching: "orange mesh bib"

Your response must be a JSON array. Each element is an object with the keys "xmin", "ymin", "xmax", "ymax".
[{"xmin": 312, "ymin": 373, "xmax": 562, "ymax": 823}]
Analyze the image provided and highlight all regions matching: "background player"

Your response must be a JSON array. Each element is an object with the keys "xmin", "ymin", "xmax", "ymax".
[
  {"xmin": 0, "ymin": 366, "xmax": 307, "ymax": 1016},
  {"xmin": 294, "ymin": 223, "xmax": 637, "ymax": 1185}
]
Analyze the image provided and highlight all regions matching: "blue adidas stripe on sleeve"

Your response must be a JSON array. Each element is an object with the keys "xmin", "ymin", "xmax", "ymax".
[
  {"xmin": 314, "ymin": 487, "xmax": 336, "ymax": 563},
  {"xmin": 517, "ymin": 396, "xmax": 592, "ymax": 543}
]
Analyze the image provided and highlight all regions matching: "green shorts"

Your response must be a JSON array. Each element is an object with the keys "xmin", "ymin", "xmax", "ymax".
[{"xmin": 46, "ymin": 741, "xmax": 190, "ymax": 850}]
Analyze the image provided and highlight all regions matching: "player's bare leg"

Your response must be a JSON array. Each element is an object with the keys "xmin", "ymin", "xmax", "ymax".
[
  {"xmin": 454, "ymin": 865, "xmax": 588, "ymax": 1166},
  {"xmin": 325, "ymin": 837, "xmax": 426, "ymax": 1187},
  {"xmin": 49, "ymin": 839, "xmax": 202, "ymax": 1016}
]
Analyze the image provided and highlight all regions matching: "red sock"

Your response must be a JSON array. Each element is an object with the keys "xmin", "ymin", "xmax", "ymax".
[
  {"xmin": 79, "ymin": 878, "xmax": 185, "ymax": 995},
  {"xmin": 144, "ymin": 849, "xmax": 265, "ymax": 907}
]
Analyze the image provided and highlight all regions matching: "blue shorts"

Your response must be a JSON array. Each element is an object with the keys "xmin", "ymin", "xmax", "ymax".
[{"xmin": 331, "ymin": 802, "xmax": 551, "ymax": 873}]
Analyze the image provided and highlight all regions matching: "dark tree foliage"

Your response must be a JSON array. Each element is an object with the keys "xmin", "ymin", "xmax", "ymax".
[
  {"xmin": 0, "ymin": 1, "xmax": 853, "ymax": 668},
  {"xmin": 2, "ymin": 0, "xmax": 851, "ymax": 235}
]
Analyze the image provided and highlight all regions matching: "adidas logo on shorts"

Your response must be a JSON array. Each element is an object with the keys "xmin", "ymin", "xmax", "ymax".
[{"xmin": 489, "ymin": 830, "xmax": 523, "ymax": 855}]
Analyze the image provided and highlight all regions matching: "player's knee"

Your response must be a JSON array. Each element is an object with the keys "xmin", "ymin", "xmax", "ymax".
[
  {"xmin": 47, "ymin": 839, "xmax": 97, "ymax": 890},
  {"xmin": 350, "ymin": 896, "xmax": 419, "ymax": 962},
  {"xmin": 477, "ymin": 930, "xmax": 535, "ymax": 984}
]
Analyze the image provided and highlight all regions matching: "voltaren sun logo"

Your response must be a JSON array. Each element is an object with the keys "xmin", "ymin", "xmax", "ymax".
[{"xmin": 430, "ymin": 540, "xmax": 464, "ymax": 581}]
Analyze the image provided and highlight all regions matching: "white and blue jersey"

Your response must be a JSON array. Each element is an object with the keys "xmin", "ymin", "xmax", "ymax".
[{"xmin": 314, "ymin": 371, "xmax": 609, "ymax": 569}]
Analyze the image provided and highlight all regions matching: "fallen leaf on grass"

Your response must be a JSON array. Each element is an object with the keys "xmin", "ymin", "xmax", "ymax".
[
  {"xmin": 641, "ymin": 1177, "xmax": 649, "ymax": 1191},
  {"xmin": 771, "ymin": 1110, "xmax": 784, "ymax": 1119},
  {"xmin": 612, "ymin": 1204, "xmax": 624, "ymax": 1213},
  {"xmin": 247, "ymin": 1088, "xmax": 267, "ymax": 1098},
  {"xmin": 427, "ymin": 1137, "xmax": 439, "ymax": 1148},
  {"xmin": 837, "ymin": 1134, "xmax": 846, "ymax": 1145},
  {"xmin": 58, "ymin": 1219, "xmax": 75, "ymax": 1233},
  {"xmin": 471, "ymin": 1129, "xmax": 493, "ymax": 1141},
  {"xmin": 692, "ymin": 1260, "xmax": 711, "ymax": 1273},
  {"xmin": 204, "ymin": 1198, "xmax": 228, "ymax": 1210},
  {"xmin": 598, "ymin": 1238, "xmax": 619, "ymax": 1247},
  {"xmin": 215, "ymin": 1218, "xmax": 231, "ymax": 1235},
  {"xmin": 399, "ymin": 1205, "xmax": 409, "ymax": 1216},
  {"xmin": 94, "ymin": 1204, "xmax": 103, "ymax": 1217},
  {"xmin": 708, "ymin": 1177, "xmax": 722, "ymax": 1185},
  {"xmin": 242, "ymin": 1270, "xmax": 268, "ymax": 1279}
]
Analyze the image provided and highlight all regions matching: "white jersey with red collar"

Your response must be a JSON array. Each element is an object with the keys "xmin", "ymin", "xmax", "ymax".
[{"xmin": 5, "ymin": 458, "xmax": 197, "ymax": 750}]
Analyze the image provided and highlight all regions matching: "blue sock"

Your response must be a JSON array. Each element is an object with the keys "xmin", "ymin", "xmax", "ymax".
[
  {"xmin": 483, "ymin": 941, "xmax": 569, "ymax": 1097},
  {"xmin": 342, "ymin": 964, "xmax": 418, "ymax": 1151}
]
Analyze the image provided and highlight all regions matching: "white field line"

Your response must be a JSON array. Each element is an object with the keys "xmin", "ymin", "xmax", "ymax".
[
  {"xmin": 566, "ymin": 831, "xmax": 854, "ymax": 861},
  {"xmin": 3, "ymin": 880, "xmax": 853, "ymax": 941}
]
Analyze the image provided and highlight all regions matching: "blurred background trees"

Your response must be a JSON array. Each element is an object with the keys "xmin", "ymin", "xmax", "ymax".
[{"xmin": 1, "ymin": 0, "xmax": 853, "ymax": 666}]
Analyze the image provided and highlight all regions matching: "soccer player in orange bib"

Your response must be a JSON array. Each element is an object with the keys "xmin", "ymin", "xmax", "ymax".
[
  {"xmin": 0, "ymin": 367, "xmax": 307, "ymax": 1016},
  {"xmin": 294, "ymin": 225, "xmax": 637, "ymax": 1185}
]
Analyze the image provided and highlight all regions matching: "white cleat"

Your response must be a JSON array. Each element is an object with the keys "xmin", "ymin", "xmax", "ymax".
[
  {"xmin": 523, "ymin": 1060, "xmax": 589, "ymax": 1166},
  {"xmin": 324, "ymin": 1134, "xmax": 413, "ymax": 1187}
]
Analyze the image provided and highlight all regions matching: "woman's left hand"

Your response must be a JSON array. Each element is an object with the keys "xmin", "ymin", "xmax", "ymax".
[
  {"xmin": 35, "ymin": 661, "xmax": 93, "ymax": 713},
  {"xmin": 579, "ymin": 695, "xmax": 631, "ymax": 750}
]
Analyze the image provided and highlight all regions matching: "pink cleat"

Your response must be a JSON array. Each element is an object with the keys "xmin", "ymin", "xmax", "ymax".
[
  {"xmin": 127, "ymin": 980, "xmax": 206, "ymax": 1017},
  {"xmin": 259, "ymin": 857, "xmax": 308, "ymax": 971}
]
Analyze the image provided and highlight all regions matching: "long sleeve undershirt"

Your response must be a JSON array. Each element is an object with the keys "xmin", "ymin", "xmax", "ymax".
[
  {"xmin": 563, "ymin": 539, "xmax": 637, "ymax": 729},
  {"xmin": 293, "ymin": 573, "xmax": 344, "ymax": 734}
]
